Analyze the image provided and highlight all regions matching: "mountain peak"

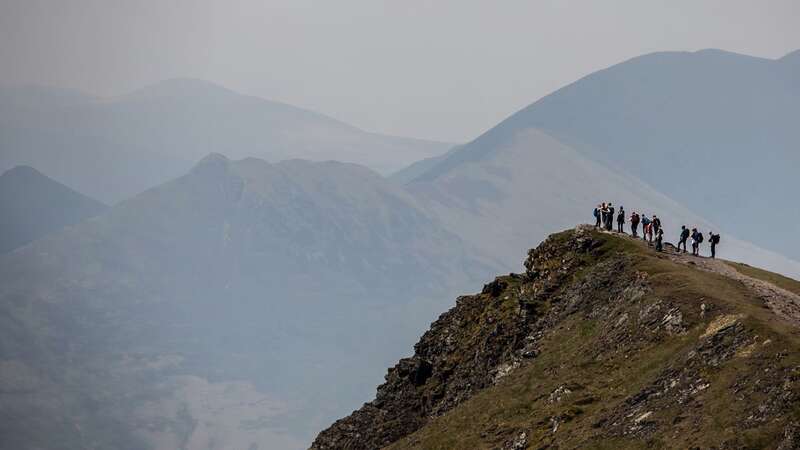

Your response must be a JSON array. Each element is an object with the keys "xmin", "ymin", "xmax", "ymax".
[
  {"xmin": 2, "ymin": 165, "xmax": 44, "ymax": 179},
  {"xmin": 190, "ymin": 153, "xmax": 231, "ymax": 175},
  {"xmin": 779, "ymin": 49, "xmax": 800, "ymax": 64},
  {"xmin": 313, "ymin": 227, "xmax": 800, "ymax": 449},
  {"xmin": 0, "ymin": 165, "xmax": 106, "ymax": 253}
]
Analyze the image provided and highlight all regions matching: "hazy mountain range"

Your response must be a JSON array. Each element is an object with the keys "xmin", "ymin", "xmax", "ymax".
[
  {"xmin": 0, "ymin": 48, "xmax": 798, "ymax": 450},
  {"xmin": 454, "ymin": 48, "xmax": 800, "ymax": 262},
  {"xmin": 0, "ymin": 79, "xmax": 452, "ymax": 203},
  {"xmin": 0, "ymin": 154, "xmax": 490, "ymax": 449},
  {"xmin": 406, "ymin": 128, "xmax": 800, "ymax": 280},
  {"xmin": 0, "ymin": 165, "xmax": 106, "ymax": 253}
]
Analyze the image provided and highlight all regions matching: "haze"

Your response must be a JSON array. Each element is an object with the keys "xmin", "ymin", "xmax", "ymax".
[{"xmin": 1, "ymin": 0, "xmax": 798, "ymax": 142}]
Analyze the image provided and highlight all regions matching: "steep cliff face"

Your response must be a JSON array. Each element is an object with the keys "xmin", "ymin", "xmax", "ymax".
[{"xmin": 312, "ymin": 227, "xmax": 800, "ymax": 449}]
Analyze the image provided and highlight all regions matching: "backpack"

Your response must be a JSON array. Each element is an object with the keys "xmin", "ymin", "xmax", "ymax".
[
  {"xmin": 593, "ymin": 208, "xmax": 599, "ymax": 218},
  {"xmin": 697, "ymin": 233, "xmax": 704, "ymax": 244},
  {"xmin": 642, "ymin": 217, "xmax": 651, "ymax": 226},
  {"xmin": 712, "ymin": 234, "xmax": 720, "ymax": 244}
]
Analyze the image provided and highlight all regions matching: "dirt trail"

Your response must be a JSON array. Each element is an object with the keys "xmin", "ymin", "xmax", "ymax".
[
  {"xmin": 598, "ymin": 229, "xmax": 800, "ymax": 327},
  {"xmin": 666, "ymin": 244, "xmax": 800, "ymax": 327}
]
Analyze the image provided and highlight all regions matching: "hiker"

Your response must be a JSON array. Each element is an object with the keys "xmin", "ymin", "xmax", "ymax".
[
  {"xmin": 617, "ymin": 206, "xmax": 625, "ymax": 233},
  {"xmin": 678, "ymin": 225, "xmax": 690, "ymax": 253},
  {"xmin": 652, "ymin": 215, "xmax": 661, "ymax": 236},
  {"xmin": 630, "ymin": 211, "xmax": 640, "ymax": 237},
  {"xmin": 709, "ymin": 232, "xmax": 721, "ymax": 258},
  {"xmin": 641, "ymin": 215, "xmax": 652, "ymax": 242},
  {"xmin": 599, "ymin": 203, "xmax": 608, "ymax": 228},
  {"xmin": 655, "ymin": 228, "xmax": 664, "ymax": 252},
  {"xmin": 593, "ymin": 204, "xmax": 602, "ymax": 228},
  {"xmin": 691, "ymin": 228, "xmax": 703, "ymax": 256},
  {"xmin": 606, "ymin": 203, "xmax": 615, "ymax": 231}
]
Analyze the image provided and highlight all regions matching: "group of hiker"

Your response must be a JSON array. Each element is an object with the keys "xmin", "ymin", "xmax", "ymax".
[{"xmin": 593, "ymin": 202, "xmax": 721, "ymax": 258}]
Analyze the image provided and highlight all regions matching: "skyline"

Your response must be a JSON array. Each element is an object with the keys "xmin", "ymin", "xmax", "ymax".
[{"xmin": 2, "ymin": 1, "xmax": 799, "ymax": 142}]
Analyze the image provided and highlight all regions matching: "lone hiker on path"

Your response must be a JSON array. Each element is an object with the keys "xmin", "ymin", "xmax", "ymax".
[
  {"xmin": 617, "ymin": 206, "xmax": 625, "ymax": 233},
  {"xmin": 678, "ymin": 225, "xmax": 690, "ymax": 253},
  {"xmin": 630, "ymin": 211, "xmax": 640, "ymax": 237},
  {"xmin": 709, "ymin": 231, "xmax": 721, "ymax": 258}
]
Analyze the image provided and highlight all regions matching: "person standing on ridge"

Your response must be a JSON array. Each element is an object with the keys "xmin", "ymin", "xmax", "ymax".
[
  {"xmin": 606, "ymin": 203, "xmax": 615, "ymax": 231},
  {"xmin": 691, "ymin": 228, "xmax": 703, "ymax": 256},
  {"xmin": 641, "ymin": 215, "xmax": 651, "ymax": 242},
  {"xmin": 709, "ymin": 231, "xmax": 721, "ymax": 258},
  {"xmin": 652, "ymin": 214, "xmax": 662, "ymax": 237},
  {"xmin": 655, "ymin": 228, "xmax": 664, "ymax": 252},
  {"xmin": 617, "ymin": 206, "xmax": 625, "ymax": 233},
  {"xmin": 594, "ymin": 204, "xmax": 602, "ymax": 228},
  {"xmin": 599, "ymin": 203, "xmax": 608, "ymax": 229},
  {"xmin": 630, "ymin": 211, "xmax": 640, "ymax": 237},
  {"xmin": 678, "ymin": 225, "xmax": 690, "ymax": 253}
]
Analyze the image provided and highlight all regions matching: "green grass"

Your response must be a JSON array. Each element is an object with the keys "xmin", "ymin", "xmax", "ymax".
[
  {"xmin": 725, "ymin": 261, "xmax": 800, "ymax": 297},
  {"xmin": 386, "ymin": 231, "xmax": 800, "ymax": 450}
]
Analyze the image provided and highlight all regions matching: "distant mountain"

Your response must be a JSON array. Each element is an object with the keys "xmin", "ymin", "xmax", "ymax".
[
  {"xmin": 406, "ymin": 128, "xmax": 800, "ymax": 280},
  {"xmin": 389, "ymin": 145, "xmax": 460, "ymax": 184},
  {"xmin": 0, "ymin": 79, "xmax": 453, "ymax": 203},
  {"xmin": 423, "ymin": 48, "xmax": 800, "ymax": 261},
  {"xmin": 0, "ymin": 155, "xmax": 488, "ymax": 449},
  {"xmin": 0, "ymin": 165, "xmax": 106, "ymax": 253}
]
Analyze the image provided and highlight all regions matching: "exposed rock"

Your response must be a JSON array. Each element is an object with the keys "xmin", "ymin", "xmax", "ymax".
[
  {"xmin": 503, "ymin": 431, "xmax": 528, "ymax": 450},
  {"xmin": 311, "ymin": 228, "xmax": 800, "ymax": 450}
]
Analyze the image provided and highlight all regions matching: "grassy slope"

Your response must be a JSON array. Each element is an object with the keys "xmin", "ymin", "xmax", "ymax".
[
  {"xmin": 388, "ymin": 231, "xmax": 800, "ymax": 449},
  {"xmin": 726, "ymin": 261, "xmax": 800, "ymax": 297}
]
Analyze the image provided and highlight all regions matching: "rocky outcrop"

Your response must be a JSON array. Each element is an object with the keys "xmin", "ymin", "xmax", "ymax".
[
  {"xmin": 311, "ymin": 227, "xmax": 800, "ymax": 450},
  {"xmin": 311, "ymin": 227, "xmax": 611, "ymax": 449}
]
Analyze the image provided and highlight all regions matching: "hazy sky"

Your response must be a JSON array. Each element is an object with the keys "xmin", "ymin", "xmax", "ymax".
[{"xmin": 1, "ymin": 0, "xmax": 798, "ymax": 142}]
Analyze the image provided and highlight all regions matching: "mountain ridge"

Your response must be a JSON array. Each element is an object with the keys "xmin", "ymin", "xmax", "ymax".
[
  {"xmin": 406, "ymin": 47, "xmax": 799, "ymax": 262},
  {"xmin": 0, "ymin": 165, "xmax": 106, "ymax": 254},
  {"xmin": 312, "ymin": 226, "xmax": 800, "ymax": 449},
  {"xmin": 0, "ymin": 154, "xmax": 491, "ymax": 449},
  {"xmin": 0, "ymin": 79, "xmax": 454, "ymax": 203}
]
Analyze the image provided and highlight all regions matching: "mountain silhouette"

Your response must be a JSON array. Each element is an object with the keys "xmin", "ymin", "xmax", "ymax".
[
  {"xmin": 0, "ymin": 165, "xmax": 106, "ymax": 253},
  {"xmin": 414, "ymin": 48, "xmax": 800, "ymax": 262},
  {"xmin": 0, "ymin": 79, "xmax": 452, "ymax": 203}
]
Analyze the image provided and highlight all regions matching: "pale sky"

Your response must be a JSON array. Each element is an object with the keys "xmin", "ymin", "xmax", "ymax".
[{"xmin": 1, "ymin": 0, "xmax": 798, "ymax": 142}]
